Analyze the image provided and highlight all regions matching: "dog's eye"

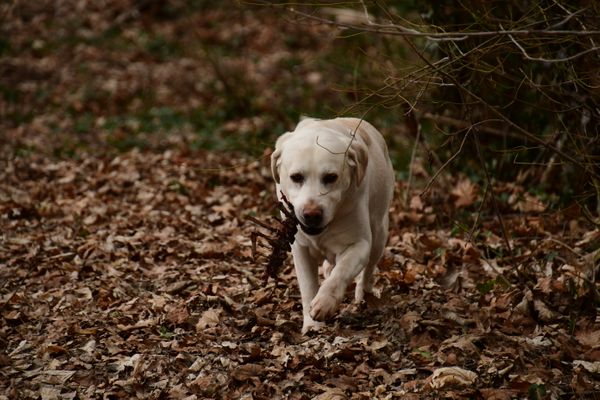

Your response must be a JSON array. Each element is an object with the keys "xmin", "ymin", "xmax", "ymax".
[
  {"xmin": 322, "ymin": 173, "xmax": 338, "ymax": 185},
  {"xmin": 290, "ymin": 173, "xmax": 304, "ymax": 184}
]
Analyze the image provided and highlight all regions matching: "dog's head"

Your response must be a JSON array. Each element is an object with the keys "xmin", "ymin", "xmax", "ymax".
[{"xmin": 271, "ymin": 119, "xmax": 368, "ymax": 235}]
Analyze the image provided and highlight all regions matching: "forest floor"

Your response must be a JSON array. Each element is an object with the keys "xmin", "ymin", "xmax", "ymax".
[{"xmin": 1, "ymin": 1, "xmax": 599, "ymax": 399}]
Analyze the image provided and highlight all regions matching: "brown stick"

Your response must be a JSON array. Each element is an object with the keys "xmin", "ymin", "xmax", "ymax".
[{"xmin": 420, "ymin": 112, "xmax": 522, "ymax": 141}]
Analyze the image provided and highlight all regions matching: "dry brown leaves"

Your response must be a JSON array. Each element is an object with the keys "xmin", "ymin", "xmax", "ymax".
[
  {"xmin": 1, "ymin": 147, "xmax": 599, "ymax": 399},
  {"xmin": 1, "ymin": 1, "xmax": 599, "ymax": 399}
]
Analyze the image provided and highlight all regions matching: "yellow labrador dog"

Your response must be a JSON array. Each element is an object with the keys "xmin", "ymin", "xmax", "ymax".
[{"xmin": 271, "ymin": 117, "xmax": 394, "ymax": 333}]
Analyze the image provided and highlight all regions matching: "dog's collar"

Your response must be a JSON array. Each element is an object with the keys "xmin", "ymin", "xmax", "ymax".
[{"xmin": 300, "ymin": 223, "xmax": 326, "ymax": 236}]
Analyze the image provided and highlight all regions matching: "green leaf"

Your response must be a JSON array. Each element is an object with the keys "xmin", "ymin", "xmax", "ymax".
[
  {"xmin": 477, "ymin": 279, "xmax": 495, "ymax": 294},
  {"xmin": 528, "ymin": 383, "xmax": 547, "ymax": 400}
]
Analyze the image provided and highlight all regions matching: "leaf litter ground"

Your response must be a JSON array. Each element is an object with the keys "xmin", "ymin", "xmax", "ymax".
[
  {"xmin": 1, "ymin": 2, "xmax": 599, "ymax": 399},
  {"xmin": 1, "ymin": 148, "xmax": 599, "ymax": 399}
]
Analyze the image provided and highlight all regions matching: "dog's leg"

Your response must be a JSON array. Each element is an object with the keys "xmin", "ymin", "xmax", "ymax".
[
  {"xmin": 357, "ymin": 243, "xmax": 385, "ymax": 301},
  {"xmin": 292, "ymin": 243, "xmax": 325, "ymax": 333},
  {"xmin": 310, "ymin": 239, "xmax": 370, "ymax": 321},
  {"xmin": 356, "ymin": 218, "xmax": 389, "ymax": 302},
  {"xmin": 322, "ymin": 260, "xmax": 333, "ymax": 278},
  {"xmin": 355, "ymin": 264, "xmax": 376, "ymax": 302}
]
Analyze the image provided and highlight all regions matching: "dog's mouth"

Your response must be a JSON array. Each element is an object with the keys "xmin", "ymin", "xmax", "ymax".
[{"xmin": 300, "ymin": 223, "xmax": 326, "ymax": 236}]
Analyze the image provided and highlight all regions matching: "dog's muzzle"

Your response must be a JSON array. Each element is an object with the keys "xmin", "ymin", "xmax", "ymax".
[
  {"xmin": 300, "ymin": 223, "xmax": 326, "ymax": 236},
  {"xmin": 300, "ymin": 204, "xmax": 325, "ymax": 235}
]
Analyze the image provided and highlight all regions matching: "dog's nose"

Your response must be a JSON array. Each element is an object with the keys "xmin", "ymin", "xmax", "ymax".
[{"xmin": 302, "ymin": 205, "xmax": 323, "ymax": 227}]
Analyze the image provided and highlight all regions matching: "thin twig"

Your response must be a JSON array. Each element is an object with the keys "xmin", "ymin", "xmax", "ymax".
[
  {"xmin": 420, "ymin": 113, "xmax": 521, "ymax": 141},
  {"xmin": 467, "ymin": 181, "xmax": 489, "ymax": 243},
  {"xmin": 420, "ymin": 128, "xmax": 470, "ymax": 197},
  {"xmin": 472, "ymin": 127, "xmax": 513, "ymax": 254},
  {"xmin": 546, "ymin": 237, "xmax": 582, "ymax": 258},
  {"xmin": 507, "ymin": 33, "xmax": 600, "ymax": 63},
  {"xmin": 288, "ymin": 8, "xmax": 600, "ymax": 39},
  {"xmin": 547, "ymin": 7, "xmax": 586, "ymax": 29},
  {"xmin": 404, "ymin": 108, "xmax": 421, "ymax": 206}
]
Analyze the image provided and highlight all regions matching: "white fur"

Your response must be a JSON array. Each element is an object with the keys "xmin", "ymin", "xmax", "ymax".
[{"xmin": 271, "ymin": 117, "xmax": 395, "ymax": 333}]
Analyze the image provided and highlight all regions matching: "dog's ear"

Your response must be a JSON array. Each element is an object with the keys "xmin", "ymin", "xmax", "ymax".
[
  {"xmin": 271, "ymin": 132, "xmax": 293, "ymax": 183},
  {"xmin": 347, "ymin": 139, "xmax": 369, "ymax": 186}
]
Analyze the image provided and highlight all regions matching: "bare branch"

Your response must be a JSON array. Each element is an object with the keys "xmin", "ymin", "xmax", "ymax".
[
  {"xmin": 400, "ymin": 36, "xmax": 600, "ymax": 181},
  {"xmin": 507, "ymin": 33, "xmax": 600, "ymax": 63},
  {"xmin": 547, "ymin": 7, "xmax": 586, "ymax": 29},
  {"xmin": 420, "ymin": 127, "xmax": 471, "ymax": 197},
  {"xmin": 420, "ymin": 113, "xmax": 522, "ymax": 141},
  {"xmin": 289, "ymin": 8, "xmax": 600, "ymax": 41}
]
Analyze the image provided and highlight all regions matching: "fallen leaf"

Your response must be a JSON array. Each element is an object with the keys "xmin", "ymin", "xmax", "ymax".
[
  {"xmin": 166, "ymin": 304, "xmax": 190, "ymax": 325},
  {"xmin": 575, "ymin": 329, "xmax": 600, "ymax": 349},
  {"xmin": 37, "ymin": 370, "xmax": 76, "ymax": 385},
  {"xmin": 410, "ymin": 195, "xmax": 424, "ymax": 211},
  {"xmin": 429, "ymin": 366, "xmax": 477, "ymax": 388},
  {"xmin": 573, "ymin": 360, "xmax": 600, "ymax": 374},
  {"xmin": 117, "ymin": 318, "xmax": 156, "ymax": 331},
  {"xmin": 196, "ymin": 308, "xmax": 222, "ymax": 330},
  {"xmin": 451, "ymin": 178, "xmax": 477, "ymax": 208},
  {"xmin": 230, "ymin": 363, "xmax": 263, "ymax": 381},
  {"xmin": 40, "ymin": 386, "xmax": 61, "ymax": 400},
  {"xmin": 401, "ymin": 311, "xmax": 421, "ymax": 333},
  {"xmin": 313, "ymin": 388, "xmax": 347, "ymax": 400}
]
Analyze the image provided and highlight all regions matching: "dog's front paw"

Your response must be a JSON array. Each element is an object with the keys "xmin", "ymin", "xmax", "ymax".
[
  {"xmin": 310, "ymin": 292, "xmax": 340, "ymax": 321},
  {"xmin": 302, "ymin": 317, "xmax": 325, "ymax": 334}
]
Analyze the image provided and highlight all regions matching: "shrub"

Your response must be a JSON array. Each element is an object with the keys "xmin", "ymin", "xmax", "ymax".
[{"xmin": 285, "ymin": 0, "xmax": 600, "ymax": 212}]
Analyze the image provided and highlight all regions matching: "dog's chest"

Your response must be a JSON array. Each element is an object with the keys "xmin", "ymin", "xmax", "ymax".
[{"xmin": 300, "ymin": 234, "xmax": 337, "ymax": 264}]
